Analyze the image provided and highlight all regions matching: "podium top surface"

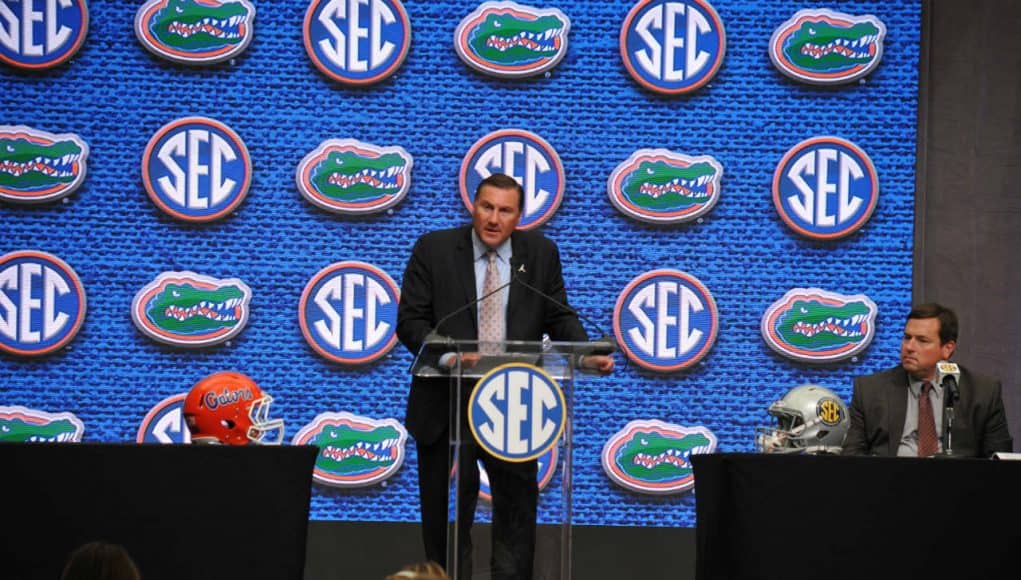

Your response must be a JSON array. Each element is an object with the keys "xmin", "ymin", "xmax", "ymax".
[{"xmin": 411, "ymin": 337, "xmax": 610, "ymax": 379}]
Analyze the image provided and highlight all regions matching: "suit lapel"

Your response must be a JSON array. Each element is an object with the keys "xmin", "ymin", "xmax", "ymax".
[
  {"xmin": 507, "ymin": 233, "xmax": 526, "ymax": 338},
  {"xmin": 887, "ymin": 367, "xmax": 909, "ymax": 456},
  {"xmin": 454, "ymin": 227, "xmax": 478, "ymax": 332}
]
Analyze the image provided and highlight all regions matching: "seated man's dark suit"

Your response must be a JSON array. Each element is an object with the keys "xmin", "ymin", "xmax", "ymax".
[
  {"xmin": 841, "ymin": 365, "xmax": 1013, "ymax": 457},
  {"xmin": 396, "ymin": 225, "xmax": 588, "ymax": 579}
]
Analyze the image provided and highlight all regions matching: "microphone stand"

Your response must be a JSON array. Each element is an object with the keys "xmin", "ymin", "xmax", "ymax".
[{"xmin": 939, "ymin": 378, "xmax": 959, "ymax": 457}]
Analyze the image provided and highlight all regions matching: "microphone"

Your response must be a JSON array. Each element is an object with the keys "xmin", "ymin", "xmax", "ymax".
[
  {"xmin": 408, "ymin": 278, "xmax": 515, "ymax": 373},
  {"xmin": 422, "ymin": 278, "xmax": 514, "ymax": 346},
  {"xmin": 936, "ymin": 360, "xmax": 961, "ymax": 406},
  {"xmin": 509, "ymin": 258, "xmax": 618, "ymax": 357}
]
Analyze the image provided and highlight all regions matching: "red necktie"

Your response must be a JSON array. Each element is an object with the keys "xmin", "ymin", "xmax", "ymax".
[{"xmin": 917, "ymin": 381, "xmax": 938, "ymax": 457}]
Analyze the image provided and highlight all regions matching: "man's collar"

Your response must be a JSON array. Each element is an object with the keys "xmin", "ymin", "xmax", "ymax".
[{"xmin": 471, "ymin": 229, "xmax": 512, "ymax": 261}]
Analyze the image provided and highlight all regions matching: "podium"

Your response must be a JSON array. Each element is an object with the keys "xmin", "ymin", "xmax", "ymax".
[{"xmin": 413, "ymin": 336, "xmax": 608, "ymax": 580}]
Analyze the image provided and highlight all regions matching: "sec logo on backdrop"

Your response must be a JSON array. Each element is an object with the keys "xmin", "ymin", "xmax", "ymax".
[
  {"xmin": 620, "ymin": 0, "xmax": 726, "ymax": 95},
  {"xmin": 459, "ymin": 129, "xmax": 564, "ymax": 230},
  {"xmin": 772, "ymin": 136, "xmax": 878, "ymax": 240},
  {"xmin": 0, "ymin": 250, "xmax": 86, "ymax": 357},
  {"xmin": 303, "ymin": 0, "xmax": 411, "ymax": 85},
  {"xmin": 136, "ymin": 393, "xmax": 191, "ymax": 444},
  {"xmin": 613, "ymin": 269, "xmax": 717, "ymax": 372},
  {"xmin": 0, "ymin": 0, "xmax": 89, "ymax": 70},
  {"xmin": 299, "ymin": 261, "xmax": 399, "ymax": 365},
  {"xmin": 141, "ymin": 117, "xmax": 252, "ymax": 222}
]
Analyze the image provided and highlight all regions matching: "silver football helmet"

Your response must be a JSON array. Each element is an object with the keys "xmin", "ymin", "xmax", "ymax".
[{"xmin": 756, "ymin": 384, "xmax": 848, "ymax": 454}]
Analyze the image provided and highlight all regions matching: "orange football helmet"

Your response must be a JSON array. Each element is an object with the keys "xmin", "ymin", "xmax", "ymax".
[{"xmin": 183, "ymin": 371, "xmax": 284, "ymax": 445}]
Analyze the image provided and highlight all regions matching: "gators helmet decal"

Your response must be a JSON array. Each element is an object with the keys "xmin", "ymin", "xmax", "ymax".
[
  {"xmin": 0, "ymin": 125, "xmax": 90, "ymax": 204},
  {"xmin": 454, "ymin": 1, "xmax": 571, "ymax": 78},
  {"xmin": 770, "ymin": 9, "xmax": 886, "ymax": 85},
  {"xmin": 607, "ymin": 148, "xmax": 723, "ymax": 224},
  {"xmin": 296, "ymin": 138, "xmax": 413, "ymax": 215},
  {"xmin": 131, "ymin": 271, "xmax": 252, "ymax": 348},
  {"xmin": 761, "ymin": 287, "xmax": 878, "ymax": 363},
  {"xmin": 602, "ymin": 419, "xmax": 717, "ymax": 495},
  {"xmin": 292, "ymin": 411, "xmax": 408, "ymax": 488},
  {"xmin": 134, "ymin": 0, "xmax": 256, "ymax": 65}
]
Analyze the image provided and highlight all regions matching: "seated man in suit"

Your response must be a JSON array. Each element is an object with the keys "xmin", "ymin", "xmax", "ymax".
[{"xmin": 842, "ymin": 302, "xmax": 1012, "ymax": 457}]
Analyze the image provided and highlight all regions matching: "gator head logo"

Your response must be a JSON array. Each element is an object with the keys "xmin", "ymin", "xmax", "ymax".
[
  {"xmin": 135, "ymin": 0, "xmax": 256, "ymax": 65},
  {"xmin": 607, "ymin": 149, "xmax": 723, "ymax": 224},
  {"xmin": 142, "ymin": 117, "xmax": 252, "ymax": 222},
  {"xmin": 620, "ymin": 0, "xmax": 726, "ymax": 95},
  {"xmin": 136, "ymin": 393, "xmax": 191, "ymax": 443},
  {"xmin": 761, "ymin": 288, "xmax": 878, "ymax": 363},
  {"xmin": 773, "ymin": 136, "xmax": 878, "ymax": 240},
  {"xmin": 0, "ymin": 0, "xmax": 88, "ymax": 70},
  {"xmin": 303, "ymin": 0, "xmax": 411, "ymax": 86},
  {"xmin": 0, "ymin": 250, "xmax": 87, "ymax": 357},
  {"xmin": 0, "ymin": 405, "xmax": 84, "ymax": 442},
  {"xmin": 299, "ymin": 261, "xmax": 400, "ymax": 365},
  {"xmin": 770, "ymin": 9, "xmax": 886, "ymax": 85},
  {"xmin": 613, "ymin": 269, "xmax": 718, "ymax": 373},
  {"xmin": 131, "ymin": 271, "xmax": 252, "ymax": 348},
  {"xmin": 292, "ymin": 412, "xmax": 408, "ymax": 488},
  {"xmin": 601, "ymin": 419, "xmax": 716, "ymax": 495},
  {"xmin": 454, "ymin": 1, "xmax": 571, "ymax": 78},
  {"xmin": 296, "ymin": 139, "xmax": 413, "ymax": 215},
  {"xmin": 459, "ymin": 129, "xmax": 564, "ymax": 230},
  {"xmin": 0, "ymin": 126, "xmax": 89, "ymax": 204}
]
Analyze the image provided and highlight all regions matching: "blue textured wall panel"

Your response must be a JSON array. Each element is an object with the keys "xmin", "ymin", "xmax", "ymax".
[{"xmin": 1, "ymin": 0, "xmax": 919, "ymax": 527}]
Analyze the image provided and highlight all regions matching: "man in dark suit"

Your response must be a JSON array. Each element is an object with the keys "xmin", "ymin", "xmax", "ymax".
[
  {"xmin": 396, "ymin": 173, "xmax": 613, "ymax": 579},
  {"xmin": 842, "ymin": 302, "xmax": 1012, "ymax": 457}
]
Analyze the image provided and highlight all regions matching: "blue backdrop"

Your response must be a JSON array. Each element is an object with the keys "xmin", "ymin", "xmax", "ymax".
[{"xmin": 1, "ymin": 0, "xmax": 920, "ymax": 527}]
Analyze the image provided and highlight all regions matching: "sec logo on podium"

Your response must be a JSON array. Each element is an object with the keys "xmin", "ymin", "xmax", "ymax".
[{"xmin": 468, "ymin": 363, "xmax": 566, "ymax": 462}]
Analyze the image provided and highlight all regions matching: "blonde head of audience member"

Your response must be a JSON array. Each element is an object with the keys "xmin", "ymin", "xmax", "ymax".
[{"xmin": 386, "ymin": 560, "xmax": 450, "ymax": 580}]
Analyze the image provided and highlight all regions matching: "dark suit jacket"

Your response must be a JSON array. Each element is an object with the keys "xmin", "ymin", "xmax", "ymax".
[
  {"xmin": 841, "ymin": 365, "xmax": 1013, "ymax": 457},
  {"xmin": 396, "ymin": 226, "xmax": 588, "ymax": 445}
]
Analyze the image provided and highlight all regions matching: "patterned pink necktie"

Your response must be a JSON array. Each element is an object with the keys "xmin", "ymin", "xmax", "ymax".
[
  {"xmin": 917, "ymin": 381, "xmax": 938, "ymax": 457},
  {"xmin": 478, "ymin": 251, "xmax": 503, "ymax": 354}
]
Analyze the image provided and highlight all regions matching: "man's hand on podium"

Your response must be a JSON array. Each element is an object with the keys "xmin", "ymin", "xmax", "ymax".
[{"xmin": 581, "ymin": 354, "xmax": 614, "ymax": 375}]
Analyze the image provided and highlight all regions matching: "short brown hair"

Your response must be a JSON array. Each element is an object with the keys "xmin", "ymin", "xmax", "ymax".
[
  {"xmin": 907, "ymin": 302, "xmax": 958, "ymax": 344},
  {"xmin": 475, "ymin": 173, "xmax": 524, "ymax": 211}
]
